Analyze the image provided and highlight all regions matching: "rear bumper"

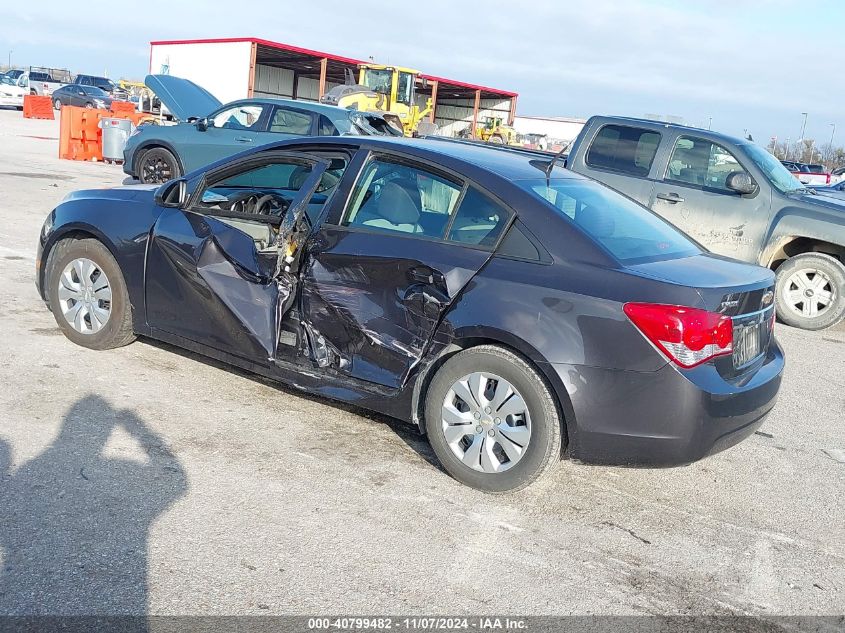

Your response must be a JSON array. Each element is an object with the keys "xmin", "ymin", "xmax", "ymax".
[{"xmin": 549, "ymin": 339, "xmax": 784, "ymax": 466}]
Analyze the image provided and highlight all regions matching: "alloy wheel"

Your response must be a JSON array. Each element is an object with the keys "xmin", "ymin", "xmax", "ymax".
[
  {"xmin": 781, "ymin": 267, "xmax": 835, "ymax": 319},
  {"xmin": 141, "ymin": 154, "xmax": 173, "ymax": 183},
  {"xmin": 57, "ymin": 258, "xmax": 112, "ymax": 334},
  {"xmin": 441, "ymin": 372, "xmax": 532, "ymax": 473}
]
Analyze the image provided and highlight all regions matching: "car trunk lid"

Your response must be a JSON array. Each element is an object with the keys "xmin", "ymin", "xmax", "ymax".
[{"xmin": 627, "ymin": 253, "xmax": 776, "ymax": 376}]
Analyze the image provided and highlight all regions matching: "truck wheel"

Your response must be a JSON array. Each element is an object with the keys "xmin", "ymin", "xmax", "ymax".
[
  {"xmin": 489, "ymin": 134, "xmax": 505, "ymax": 144},
  {"xmin": 775, "ymin": 253, "xmax": 845, "ymax": 330},
  {"xmin": 45, "ymin": 238, "xmax": 135, "ymax": 350},
  {"xmin": 425, "ymin": 345, "xmax": 562, "ymax": 493},
  {"xmin": 138, "ymin": 148, "xmax": 181, "ymax": 184}
]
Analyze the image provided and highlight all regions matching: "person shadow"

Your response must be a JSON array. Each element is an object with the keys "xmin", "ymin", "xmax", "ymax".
[{"xmin": 0, "ymin": 395, "xmax": 187, "ymax": 628}]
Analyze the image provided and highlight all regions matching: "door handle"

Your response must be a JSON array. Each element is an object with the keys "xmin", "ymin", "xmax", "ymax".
[
  {"xmin": 234, "ymin": 136, "xmax": 254, "ymax": 143},
  {"xmin": 656, "ymin": 192, "xmax": 685, "ymax": 203}
]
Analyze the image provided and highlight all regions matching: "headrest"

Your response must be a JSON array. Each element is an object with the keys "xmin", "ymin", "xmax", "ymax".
[{"xmin": 377, "ymin": 181, "xmax": 421, "ymax": 225}]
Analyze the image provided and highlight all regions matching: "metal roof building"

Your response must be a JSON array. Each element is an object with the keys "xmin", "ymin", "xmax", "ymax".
[{"xmin": 148, "ymin": 37, "xmax": 518, "ymax": 137}]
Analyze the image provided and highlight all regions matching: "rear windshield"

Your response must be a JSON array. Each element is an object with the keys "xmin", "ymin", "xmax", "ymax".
[{"xmin": 516, "ymin": 178, "xmax": 701, "ymax": 264}]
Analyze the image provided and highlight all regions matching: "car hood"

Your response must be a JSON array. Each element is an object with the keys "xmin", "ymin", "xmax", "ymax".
[
  {"xmin": 63, "ymin": 184, "xmax": 158, "ymax": 203},
  {"xmin": 790, "ymin": 190, "xmax": 845, "ymax": 211},
  {"xmin": 144, "ymin": 74, "xmax": 222, "ymax": 121}
]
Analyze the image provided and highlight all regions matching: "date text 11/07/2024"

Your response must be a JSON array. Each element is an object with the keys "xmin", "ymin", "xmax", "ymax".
[{"xmin": 307, "ymin": 617, "xmax": 528, "ymax": 630}]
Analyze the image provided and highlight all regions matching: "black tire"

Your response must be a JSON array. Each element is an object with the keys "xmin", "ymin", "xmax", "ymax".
[
  {"xmin": 45, "ymin": 238, "xmax": 135, "ymax": 350},
  {"xmin": 774, "ymin": 253, "xmax": 845, "ymax": 330},
  {"xmin": 84, "ymin": 102, "xmax": 93, "ymax": 109},
  {"xmin": 425, "ymin": 345, "xmax": 562, "ymax": 493},
  {"xmin": 53, "ymin": 98, "xmax": 62, "ymax": 111},
  {"xmin": 489, "ymin": 134, "xmax": 505, "ymax": 144},
  {"xmin": 137, "ymin": 147, "xmax": 181, "ymax": 184}
]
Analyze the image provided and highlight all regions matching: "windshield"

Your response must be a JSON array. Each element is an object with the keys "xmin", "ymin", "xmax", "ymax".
[
  {"xmin": 348, "ymin": 112, "xmax": 404, "ymax": 136},
  {"xmin": 361, "ymin": 69, "xmax": 392, "ymax": 95},
  {"xmin": 743, "ymin": 143, "xmax": 804, "ymax": 193},
  {"xmin": 95, "ymin": 78, "xmax": 116, "ymax": 90},
  {"xmin": 0, "ymin": 75, "xmax": 14, "ymax": 86},
  {"xmin": 517, "ymin": 178, "xmax": 701, "ymax": 264},
  {"xmin": 84, "ymin": 86, "xmax": 109, "ymax": 97}
]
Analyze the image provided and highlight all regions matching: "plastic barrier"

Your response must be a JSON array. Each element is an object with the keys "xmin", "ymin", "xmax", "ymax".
[
  {"xmin": 22, "ymin": 95, "xmax": 55, "ymax": 120},
  {"xmin": 59, "ymin": 106, "xmax": 104, "ymax": 162},
  {"xmin": 110, "ymin": 100, "xmax": 136, "ymax": 115},
  {"xmin": 59, "ymin": 107, "xmax": 154, "ymax": 162}
]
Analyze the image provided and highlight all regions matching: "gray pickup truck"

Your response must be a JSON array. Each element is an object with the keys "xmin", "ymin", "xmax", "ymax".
[{"xmin": 566, "ymin": 116, "xmax": 845, "ymax": 330}]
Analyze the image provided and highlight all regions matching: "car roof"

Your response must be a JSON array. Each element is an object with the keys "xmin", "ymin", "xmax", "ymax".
[
  {"xmin": 587, "ymin": 115, "xmax": 752, "ymax": 148},
  {"xmin": 241, "ymin": 97, "xmax": 358, "ymax": 119},
  {"xmin": 277, "ymin": 135, "xmax": 580, "ymax": 181}
]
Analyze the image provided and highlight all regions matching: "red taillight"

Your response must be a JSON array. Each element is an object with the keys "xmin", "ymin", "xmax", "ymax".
[
  {"xmin": 826, "ymin": 174, "xmax": 831, "ymax": 185},
  {"xmin": 623, "ymin": 303, "xmax": 733, "ymax": 369}
]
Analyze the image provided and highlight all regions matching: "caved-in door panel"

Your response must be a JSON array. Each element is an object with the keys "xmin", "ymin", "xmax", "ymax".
[
  {"xmin": 301, "ymin": 228, "xmax": 490, "ymax": 389},
  {"xmin": 145, "ymin": 208, "xmax": 278, "ymax": 361}
]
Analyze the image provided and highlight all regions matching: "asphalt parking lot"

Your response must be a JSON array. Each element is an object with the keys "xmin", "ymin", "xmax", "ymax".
[{"xmin": 0, "ymin": 108, "xmax": 843, "ymax": 617}]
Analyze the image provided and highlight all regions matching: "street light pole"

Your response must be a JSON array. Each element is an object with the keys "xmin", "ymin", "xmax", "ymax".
[
  {"xmin": 829, "ymin": 123, "xmax": 837, "ymax": 149},
  {"xmin": 7, "ymin": 50, "xmax": 11, "ymax": 70},
  {"xmin": 708, "ymin": 116, "xmax": 712, "ymax": 130},
  {"xmin": 799, "ymin": 112, "xmax": 808, "ymax": 143}
]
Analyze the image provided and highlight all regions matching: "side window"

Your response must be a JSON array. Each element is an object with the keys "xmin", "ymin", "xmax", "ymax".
[
  {"xmin": 447, "ymin": 187, "xmax": 511, "ymax": 247},
  {"xmin": 498, "ymin": 222, "xmax": 542, "ymax": 261},
  {"xmin": 585, "ymin": 125, "xmax": 661, "ymax": 177},
  {"xmin": 665, "ymin": 136, "xmax": 746, "ymax": 191},
  {"xmin": 318, "ymin": 115, "xmax": 339, "ymax": 136},
  {"xmin": 396, "ymin": 72, "xmax": 413, "ymax": 106},
  {"xmin": 211, "ymin": 104, "xmax": 264, "ymax": 130},
  {"xmin": 269, "ymin": 108, "xmax": 313, "ymax": 135},
  {"xmin": 196, "ymin": 155, "xmax": 348, "ymax": 224},
  {"xmin": 343, "ymin": 158, "xmax": 462, "ymax": 238}
]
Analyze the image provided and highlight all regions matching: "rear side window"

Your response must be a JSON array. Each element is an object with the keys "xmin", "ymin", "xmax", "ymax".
[
  {"xmin": 343, "ymin": 158, "xmax": 462, "ymax": 238},
  {"xmin": 447, "ymin": 187, "xmax": 510, "ymax": 247},
  {"xmin": 586, "ymin": 125, "xmax": 661, "ymax": 177},
  {"xmin": 269, "ymin": 108, "xmax": 313, "ymax": 135},
  {"xmin": 318, "ymin": 115, "xmax": 339, "ymax": 136},
  {"xmin": 517, "ymin": 178, "xmax": 700, "ymax": 264}
]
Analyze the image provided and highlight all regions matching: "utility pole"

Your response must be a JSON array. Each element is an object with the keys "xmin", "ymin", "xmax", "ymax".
[
  {"xmin": 785, "ymin": 137, "xmax": 791, "ymax": 160},
  {"xmin": 7, "ymin": 49, "xmax": 11, "ymax": 70},
  {"xmin": 708, "ymin": 116, "xmax": 712, "ymax": 130},
  {"xmin": 799, "ymin": 112, "xmax": 808, "ymax": 143},
  {"xmin": 829, "ymin": 123, "xmax": 837, "ymax": 150}
]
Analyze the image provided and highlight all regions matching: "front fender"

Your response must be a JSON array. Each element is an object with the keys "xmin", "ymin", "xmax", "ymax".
[
  {"xmin": 760, "ymin": 205, "xmax": 845, "ymax": 266},
  {"xmin": 39, "ymin": 193, "xmax": 164, "ymax": 333}
]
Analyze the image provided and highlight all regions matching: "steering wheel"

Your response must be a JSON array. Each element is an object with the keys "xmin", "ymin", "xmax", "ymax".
[{"xmin": 253, "ymin": 193, "xmax": 288, "ymax": 216}]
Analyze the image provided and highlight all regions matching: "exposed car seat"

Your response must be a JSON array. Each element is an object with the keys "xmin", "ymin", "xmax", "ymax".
[{"xmin": 357, "ymin": 181, "xmax": 422, "ymax": 233}]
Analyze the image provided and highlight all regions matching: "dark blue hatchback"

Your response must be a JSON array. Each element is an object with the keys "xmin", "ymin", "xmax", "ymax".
[{"xmin": 36, "ymin": 136, "xmax": 783, "ymax": 492}]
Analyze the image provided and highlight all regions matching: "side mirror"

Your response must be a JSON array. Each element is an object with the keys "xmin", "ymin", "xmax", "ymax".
[
  {"xmin": 195, "ymin": 118, "xmax": 209, "ymax": 132},
  {"xmin": 726, "ymin": 171, "xmax": 757, "ymax": 195},
  {"xmin": 154, "ymin": 178, "xmax": 188, "ymax": 208}
]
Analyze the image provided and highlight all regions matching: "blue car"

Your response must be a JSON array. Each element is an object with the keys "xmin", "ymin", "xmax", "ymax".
[{"xmin": 124, "ymin": 75, "xmax": 401, "ymax": 184}]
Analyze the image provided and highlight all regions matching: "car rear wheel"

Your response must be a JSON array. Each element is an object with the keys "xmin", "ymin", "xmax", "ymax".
[
  {"xmin": 138, "ymin": 147, "xmax": 181, "ymax": 184},
  {"xmin": 84, "ymin": 102, "xmax": 93, "ymax": 109},
  {"xmin": 53, "ymin": 98, "xmax": 62, "ymax": 111},
  {"xmin": 775, "ymin": 253, "xmax": 845, "ymax": 330},
  {"xmin": 425, "ymin": 345, "xmax": 562, "ymax": 493},
  {"xmin": 46, "ymin": 238, "xmax": 135, "ymax": 350}
]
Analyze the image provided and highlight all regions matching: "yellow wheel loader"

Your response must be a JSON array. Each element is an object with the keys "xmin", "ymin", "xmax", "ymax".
[
  {"xmin": 475, "ymin": 117, "xmax": 519, "ymax": 145},
  {"xmin": 321, "ymin": 64, "xmax": 437, "ymax": 137}
]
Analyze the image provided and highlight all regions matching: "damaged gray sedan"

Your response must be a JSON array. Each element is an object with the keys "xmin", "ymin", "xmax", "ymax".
[{"xmin": 37, "ymin": 136, "xmax": 783, "ymax": 492}]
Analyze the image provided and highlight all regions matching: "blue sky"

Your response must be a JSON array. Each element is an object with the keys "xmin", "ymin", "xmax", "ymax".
[{"xmin": 2, "ymin": 0, "xmax": 841, "ymax": 145}]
